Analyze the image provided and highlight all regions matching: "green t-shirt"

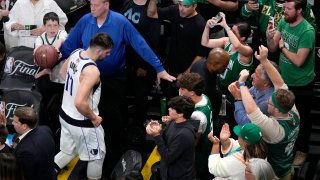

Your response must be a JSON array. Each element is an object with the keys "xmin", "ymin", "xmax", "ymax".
[
  {"xmin": 240, "ymin": 0, "xmax": 316, "ymax": 40},
  {"xmin": 277, "ymin": 18, "xmax": 315, "ymax": 86},
  {"xmin": 267, "ymin": 111, "xmax": 300, "ymax": 177}
]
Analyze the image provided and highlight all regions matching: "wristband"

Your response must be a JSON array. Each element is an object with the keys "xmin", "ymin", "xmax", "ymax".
[{"xmin": 239, "ymin": 82, "xmax": 246, "ymax": 87}]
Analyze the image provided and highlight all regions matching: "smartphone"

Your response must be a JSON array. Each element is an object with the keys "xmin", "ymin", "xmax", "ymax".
[
  {"xmin": 210, "ymin": 14, "xmax": 222, "ymax": 28},
  {"xmin": 268, "ymin": 16, "xmax": 275, "ymax": 30}
]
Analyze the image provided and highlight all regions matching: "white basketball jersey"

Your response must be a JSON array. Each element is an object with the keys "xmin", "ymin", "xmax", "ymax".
[{"xmin": 61, "ymin": 49, "xmax": 101, "ymax": 120}]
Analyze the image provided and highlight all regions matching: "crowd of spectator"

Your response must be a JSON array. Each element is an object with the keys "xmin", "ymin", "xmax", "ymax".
[{"xmin": 0, "ymin": 0, "xmax": 318, "ymax": 179}]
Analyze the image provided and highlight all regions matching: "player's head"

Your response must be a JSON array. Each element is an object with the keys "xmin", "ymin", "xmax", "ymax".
[
  {"xmin": 43, "ymin": 12, "xmax": 60, "ymax": 38},
  {"xmin": 89, "ymin": 32, "xmax": 114, "ymax": 60}
]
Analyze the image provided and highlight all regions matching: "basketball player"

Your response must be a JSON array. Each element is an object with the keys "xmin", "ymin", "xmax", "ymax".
[{"xmin": 54, "ymin": 32, "xmax": 114, "ymax": 180}]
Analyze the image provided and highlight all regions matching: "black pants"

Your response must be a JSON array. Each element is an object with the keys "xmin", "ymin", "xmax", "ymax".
[
  {"xmin": 99, "ymin": 72, "xmax": 128, "ymax": 176},
  {"xmin": 289, "ymin": 81, "xmax": 314, "ymax": 153}
]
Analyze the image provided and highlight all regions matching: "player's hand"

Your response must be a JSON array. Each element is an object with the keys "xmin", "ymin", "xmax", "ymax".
[{"xmin": 92, "ymin": 115, "xmax": 102, "ymax": 127}]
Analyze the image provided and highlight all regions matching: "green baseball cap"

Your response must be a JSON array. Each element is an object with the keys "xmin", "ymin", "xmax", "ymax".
[
  {"xmin": 178, "ymin": 0, "xmax": 197, "ymax": 5},
  {"xmin": 233, "ymin": 123, "xmax": 262, "ymax": 144}
]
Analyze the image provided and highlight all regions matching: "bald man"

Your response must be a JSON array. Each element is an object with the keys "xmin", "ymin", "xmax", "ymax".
[{"xmin": 191, "ymin": 47, "xmax": 229, "ymax": 133}]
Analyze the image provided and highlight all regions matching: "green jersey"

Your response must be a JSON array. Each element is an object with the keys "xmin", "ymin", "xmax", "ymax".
[
  {"xmin": 267, "ymin": 111, "xmax": 300, "ymax": 177},
  {"xmin": 193, "ymin": 95, "xmax": 213, "ymax": 176},
  {"xmin": 240, "ymin": 0, "xmax": 316, "ymax": 40},
  {"xmin": 277, "ymin": 18, "xmax": 315, "ymax": 86},
  {"xmin": 219, "ymin": 42, "xmax": 253, "ymax": 87}
]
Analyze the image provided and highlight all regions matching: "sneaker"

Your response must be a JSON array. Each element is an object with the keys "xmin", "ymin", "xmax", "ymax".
[{"xmin": 293, "ymin": 151, "xmax": 307, "ymax": 167}]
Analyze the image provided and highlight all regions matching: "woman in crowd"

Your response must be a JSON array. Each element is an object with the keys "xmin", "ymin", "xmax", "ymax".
[{"xmin": 208, "ymin": 123, "xmax": 267, "ymax": 179}]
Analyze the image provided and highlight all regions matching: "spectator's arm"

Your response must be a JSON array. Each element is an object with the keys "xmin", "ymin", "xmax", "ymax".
[
  {"xmin": 201, "ymin": 20, "xmax": 228, "ymax": 48},
  {"xmin": 266, "ymin": 28, "xmax": 281, "ymax": 52},
  {"xmin": 147, "ymin": 0, "xmax": 158, "ymax": 18},
  {"xmin": 207, "ymin": 0, "xmax": 238, "ymax": 11},
  {"xmin": 255, "ymin": 45, "xmax": 284, "ymax": 90}
]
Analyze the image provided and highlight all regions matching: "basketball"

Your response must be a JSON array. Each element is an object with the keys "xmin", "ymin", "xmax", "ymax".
[{"xmin": 34, "ymin": 45, "xmax": 59, "ymax": 69}]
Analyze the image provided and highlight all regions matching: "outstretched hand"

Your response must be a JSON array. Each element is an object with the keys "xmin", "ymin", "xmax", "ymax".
[
  {"xmin": 220, "ymin": 123, "xmax": 231, "ymax": 141},
  {"xmin": 254, "ymin": 45, "xmax": 268, "ymax": 62},
  {"xmin": 157, "ymin": 70, "xmax": 176, "ymax": 85}
]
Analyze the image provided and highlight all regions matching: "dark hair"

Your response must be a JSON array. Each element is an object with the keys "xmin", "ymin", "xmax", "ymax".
[
  {"xmin": 243, "ymin": 139, "xmax": 268, "ymax": 161},
  {"xmin": 43, "ymin": 12, "xmax": 59, "ymax": 25},
  {"xmin": 275, "ymin": 89, "xmax": 295, "ymax": 113},
  {"xmin": 90, "ymin": 32, "xmax": 114, "ymax": 50},
  {"xmin": 0, "ymin": 153, "xmax": 24, "ymax": 180},
  {"xmin": 13, "ymin": 107, "xmax": 37, "ymax": 129},
  {"xmin": 285, "ymin": 0, "xmax": 307, "ymax": 13},
  {"xmin": 168, "ymin": 96, "xmax": 195, "ymax": 119},
  {"xmin": 0, "ymin": 124, "xmax": 8, "ymax": 144},
  {"xmin": 177, "ymin": 72, "xmax": 204, "ymax": 96},
  {"xmin": 236, "ymin": 21, "xmax": 251, "ymax": 41}
]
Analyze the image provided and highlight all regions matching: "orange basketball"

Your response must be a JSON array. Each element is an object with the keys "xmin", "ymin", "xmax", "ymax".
[{"xmin": 34, "ymin": 45, "xmax": 59, "ymax": 69}]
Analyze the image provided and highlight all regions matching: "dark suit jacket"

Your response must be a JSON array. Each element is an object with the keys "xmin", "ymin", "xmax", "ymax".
[{"xmin": 14, "ymin": 125, "xmax": 56, "ymax": 180}]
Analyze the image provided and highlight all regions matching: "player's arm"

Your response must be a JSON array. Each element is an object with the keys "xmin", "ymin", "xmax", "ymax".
[
  {"xmin": 59, "ymin": 58, "xmax": 70, "ymax": 80},
  {"xmin": 75, "ymin": 66, "xmax": 102, "ymax": 127}
]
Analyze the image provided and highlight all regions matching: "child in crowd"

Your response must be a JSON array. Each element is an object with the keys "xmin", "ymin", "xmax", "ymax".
[
  {"xmin": 34, "ymin": 12, "xmax": 68, "ymax": 126},
  {"xmin": 34, "ymin": 11, "xmax": 68, "ymax": 82}
]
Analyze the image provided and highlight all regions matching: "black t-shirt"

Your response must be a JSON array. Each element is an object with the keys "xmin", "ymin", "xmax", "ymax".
[
  {"xmin": 122, "ymin": 0, "xmax": 160, "ymax": 73},
  {"xmin": 158, "ymin": 5, "xmax": 208, "ymax": 75},
  {"xmin": 191, "ymin": 59, "xmax": 222, "ymax": 119}
]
